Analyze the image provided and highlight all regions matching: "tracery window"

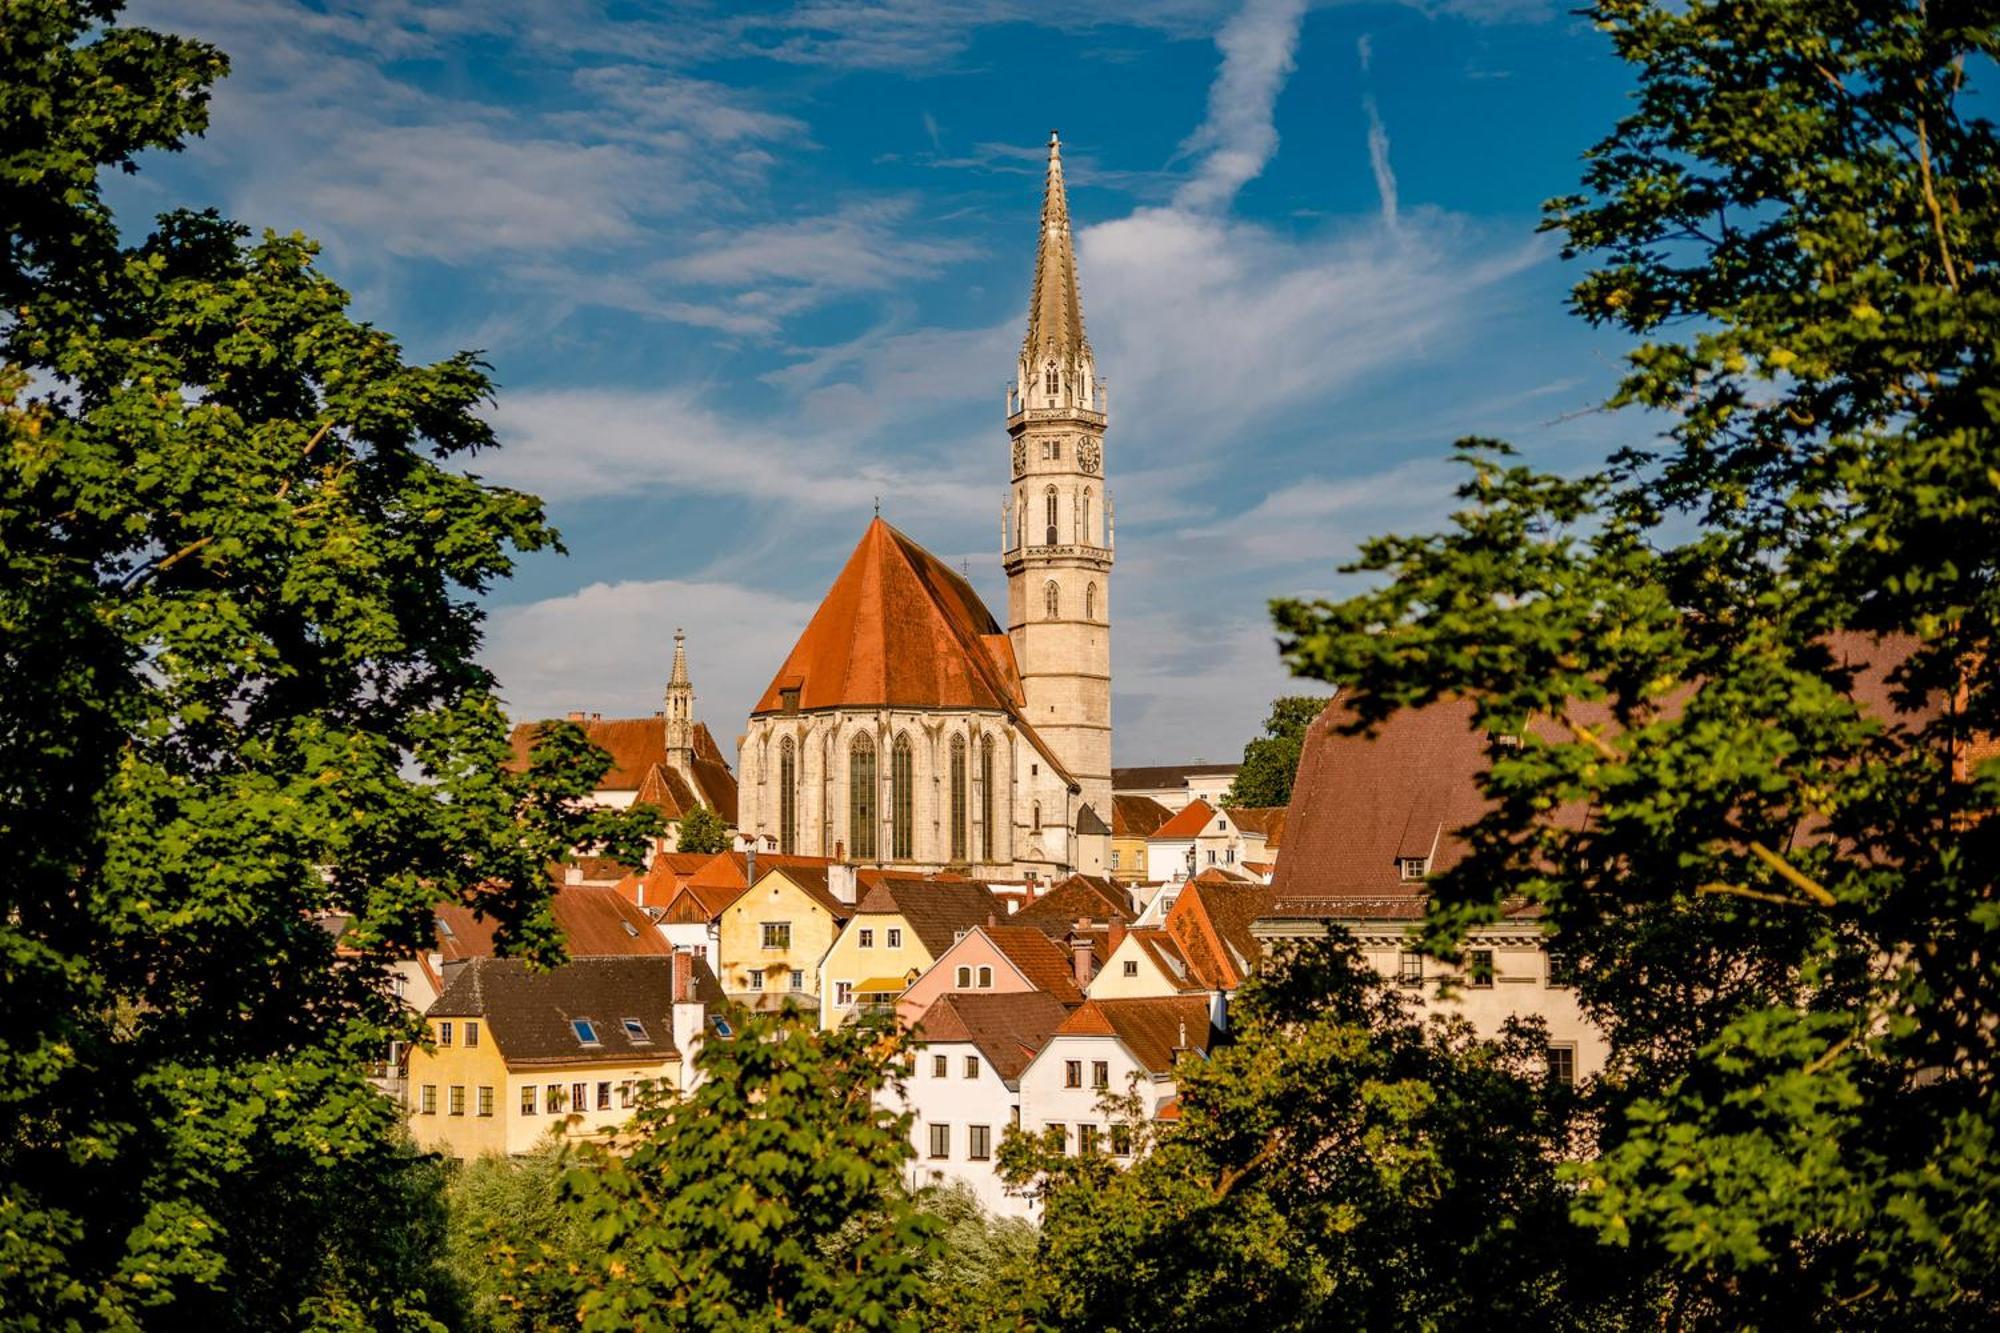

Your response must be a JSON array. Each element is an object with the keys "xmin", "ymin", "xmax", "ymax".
[
  {"xmin": 979, "ymin": 736, "xmax": 995, "ymax": 862},
  {"xmin": 1082, "ymin": 489, "xmax": 1092, "ymax": 543},
  {"xmin": 949, "ymin": 735, "xmax": 968, "ymax": 862},
  {"xmin": 849, "ymin": 734, "xmax": 877, "ymax": 859},
  {"xmin": 1044, "ymin": 580, "xmax": 1059, "ymax": 619},
  {"xmin": 778, "ymin": 736, "xmax": 797, "ymax": 855},
  {"xmin": 1044, "ymin": 361, "xmax": 1058, "ymax": 396},
  {"xmin": 1044, "ymin": 486, "xmax": 1058, "ymax": 545},
  {"xmin": 1085, "ymin": 582, "xmax": 1097, "ymax": 622},
  {"xmin": 891, "ymin": 733, "xmax": 915, "ymax": 860}
]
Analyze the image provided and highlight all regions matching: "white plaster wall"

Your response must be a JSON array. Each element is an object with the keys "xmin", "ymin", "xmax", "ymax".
[
  {"xmin": 892, "ymin": 1040, "xmax": 1035, "ymax": 1219},
  {"xmin": 1018, "ymin": 1035, "xmax": 1158, "ymax": 1154}
]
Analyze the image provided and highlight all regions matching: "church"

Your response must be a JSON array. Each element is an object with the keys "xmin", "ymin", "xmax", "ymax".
[{"xmin": 734, "ymin": 133, "xmax": 1115, "ymax": 880}]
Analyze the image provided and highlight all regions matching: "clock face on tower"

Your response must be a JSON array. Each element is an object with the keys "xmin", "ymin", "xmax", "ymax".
[{"xmin": 1079, "ymin": 438, "xmax": 1101, "ymax": 475}]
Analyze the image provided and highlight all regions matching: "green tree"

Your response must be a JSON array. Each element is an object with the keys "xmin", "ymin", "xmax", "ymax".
[
  {"xmin": 1222, "ymin": 695, "xmax": 1325, "ymax": 808},
  {"xmin": 916, "ymin": 1183, "xmax": 1042, "ymax": 1332},
  {"xmin": 443, "ymin": 1143, "xmax": 597, "ymax": 1332},
  {"xmin": 1002, "ymin": 937, "xmax": 1614, "ymax": 1331},
  {"xmin": 1274, "ymin": 1, "xmax": 2000, "ymax": 1323},
  {"xmin": 675, "ymin": 803, "xmax": 732, "ymax": 854},
  {"xmin": 556, "ymin": 1006, "xmax": 939, "ymax": 1330},
  {"xmin": 0, "ymin": 2, "xmax": 657, "ymax": 1324}
]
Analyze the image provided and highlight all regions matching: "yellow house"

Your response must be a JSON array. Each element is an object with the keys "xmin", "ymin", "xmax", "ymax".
[
  {"xmin": 818, "ymin": 875, "xmax": 1000, "ymax": 1028},
  {"xmin": 406, "ymin": 955, "xmax": 719, "ymax": 1157},
  {"xmin": 717, "ymin": 866, "xmax": 854, "ymax": 1009},
  {"xmin": 1111, "ymin": 795, "xmax": 1175, "ymax": 883}
]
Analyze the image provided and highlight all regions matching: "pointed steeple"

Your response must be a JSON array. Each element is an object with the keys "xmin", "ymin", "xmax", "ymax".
[
  {"xmin": 1022, "ymin": 131, "xmax": 1092, "ymax": 379},
  {"xmin": 664, "ymin": 627, "xmax": 694, "ymax": 771},
  {"xmin": 669, "ymin": 628, "xmax": 691, "ymax": 690}
]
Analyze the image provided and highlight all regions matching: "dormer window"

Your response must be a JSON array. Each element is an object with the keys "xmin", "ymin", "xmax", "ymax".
[
  {"xmin": 621, "ymin": 1017, "xmax": 651, "ymax": 1043},
  {"xmin": 1398, "ymin": 857, "xmax": 1430, "ymax": 881},
  {"xmin": 780, "ymin": 686, "xmax": 800, "ymax": 714},
  {"xmin": 571, "ymin": 1018, "xmax": 602, "ymax": 1047}
]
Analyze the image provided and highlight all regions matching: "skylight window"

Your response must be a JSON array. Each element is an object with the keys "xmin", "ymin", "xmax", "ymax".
[
  {"xmin": 435, "ymin": 917, "xmax": 454, "ymax": 939},
  {"xmin": 621, "ymin": 1017, "xmax": 650, "ymax": 1043},
  {"xmin": 621, "ymin": 921, "xmax": 639, "ymax": 938},
  {"xmin": 571, "ymin": 1018, "xmax": 601, "ymax": 1046},
  {"xmin": 708, "ymin": 1015, "xmax": 734, "ymax": 1039}
]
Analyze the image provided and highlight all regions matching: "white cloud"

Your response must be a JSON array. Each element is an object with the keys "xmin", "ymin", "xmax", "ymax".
[
  {"xmin": 1174, "ymin": 0, "xmax": 1310, "ymax": 211},
  {"xmin": 1363, "ymin": 96, "xmax": 1400, "ymax": 229}
]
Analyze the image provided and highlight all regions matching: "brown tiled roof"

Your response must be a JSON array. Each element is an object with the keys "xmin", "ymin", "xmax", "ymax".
[
  {"xmin": 1112, "ymin": 762, "xmax": 1239, "ymax": 790},
  {"xmin": 912, "ymin": 990, "xmax": 1071, "ymax": 1083},
  {"xmin": 853, "ymin": 877, "xmax": 1000, "ymax": 958},
  {"xmin": 748, "ymin": 519, "xmax": 1078, "ymax": 788},
  {"xmin": 429, "ymin": 955, "xmax": 707, "ymax": 1067},
  {"xmin": 433, "ymin": 887, "xmax": 669, "ymax": 961},
  {"xmin": 566, "ymin": 855, "xmax": 637, "ymax": 885},
  {"xmin": 1150, "ymin": 797, "xmax": 1219, "ymax": 842},
  {"xmin": 1124, "ymin": 927, "xmax": 1203, "ymax": 992},
  {"xmin": 1075, "ymin": 803, "xmax": 1111, "ymax": 836},
  {"xmin": 613, "ymin": 852, "xmax": 718, "ymax": 910},
  {"xmin": 1112, "ymin": 794, "xmax": 1175, "ymax": 838},
  {"xmin": 1054, "ymin": 996, "xmax": 1215, "ymax": 1073},
  {"xmin": 688, "ymin": 850, "xmax": 833, "ymax": 893},
  {"xmin": 509, "ymin": 716, "xmax": 729, "ymax": 786},
  {"xmin": 1167, "ymin": 879, "xmax": 1273, "ymax": 990},
  {"xmin": 743, "ymin": 865, "xmax": 853, "ymax": 922},
  {"xmin": 986, "ymin": 925, "xmax": 1087, "ymax": 1004},
  {"xmin": 1011, "ymin": 875, "xmax": 1133, "ymax": 935},
  {"xmin": 1225, "ymin": 806, "xmax": 1287, "ymax": 842}
]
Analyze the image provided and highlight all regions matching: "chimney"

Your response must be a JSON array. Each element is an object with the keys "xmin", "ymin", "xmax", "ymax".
[
  {"xmin": 745, "ymin": 846, "xmax": 758, "ymax": 889},
  {"xmin": 674, "ymin": 950, "xmax": 694, "ymax": 1003},
  {"xmin": 566, "ymin": 710, "xmax": 587, "ymax": 722},
  {"xmin": 987, "ymin": 912, "xmax": 998, "ymax": 929},
  {"xmin": 1109, "ymin": 921, "xmax": 1126, "ymax": 953},
  {"xmin": 828, "ymin": 863, "xmax": 857, "ymax": 905},
  {"xmin": 1071, "ymin": 934, "xmax": 1091, "ymax": 989}
]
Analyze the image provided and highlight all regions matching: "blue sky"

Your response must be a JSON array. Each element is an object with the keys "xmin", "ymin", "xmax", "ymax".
[{"xmin": 121, "ymin": 0, "xmax": 1643, "ymax": 763}]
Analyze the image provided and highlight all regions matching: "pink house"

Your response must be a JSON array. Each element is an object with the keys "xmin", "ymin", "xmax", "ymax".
[{"xmin": 897, "ymin": 923, "xmax": 1089, "ymax": 1029}]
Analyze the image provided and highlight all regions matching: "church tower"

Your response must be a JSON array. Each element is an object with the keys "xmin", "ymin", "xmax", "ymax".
[
  {"xmin": 1004, "ymin": 131, "xmax": 1113, "ymax": 830},
  {"xmin": 663, "ymin": 627, "xmax": 694, "ymax": 772}
]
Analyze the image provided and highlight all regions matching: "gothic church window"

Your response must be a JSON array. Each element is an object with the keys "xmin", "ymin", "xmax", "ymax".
[
  {"xmin": 1044, "ymin": 580, "xmax": 1060, "ymax": 619},
  {"xmin": 1045, "ymin": 361, "xmax": 1058, "ymax": 396},
  {"xmin": 1044, "ymin": 486, "xmax": 1058, "ymax": 545},
  {"xmin": 891, "ymin": 733, "xmax": 915, "ymax": 861},
  {"xmin": 1082, "ymin": 489, "xmax": 1092, "ymax": 544},
  {"xmin": 949, "ymin": 736, "xmax": 968, "ymax": 862},
  {"xmin": 1085, "ymin": 582, "xmax": 1097, "ymax": 622},
  {"xmin": 979, "ymin": 736, "xmax": 995, "ymax": 862},
  {"xmin": 849, "ymin": 735, "xmax": 877, "ymax": 860},
  {"xmin": 778, "ymin": 737, "xmax": 797, "ymax": 855}
]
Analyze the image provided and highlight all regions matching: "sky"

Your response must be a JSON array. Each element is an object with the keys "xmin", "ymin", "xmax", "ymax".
[{"xmin": 117, "ymin": 0, "xmax": 1645, "ymax": 764}]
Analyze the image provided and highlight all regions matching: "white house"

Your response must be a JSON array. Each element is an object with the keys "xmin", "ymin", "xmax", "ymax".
[{"xmin": 1015, "ymin": 995, "xmax": 1216, "ymax": 1161}]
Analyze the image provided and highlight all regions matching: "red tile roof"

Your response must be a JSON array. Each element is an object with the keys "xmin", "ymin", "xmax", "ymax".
[
  {"xmin": 507, "ymin": 717, "xmax": 738, "ymax": 823},
  {"xmin": 749, "ymin": 519, "xmax": 1077, "ymax": 788},
  {"xmin": 1225, "ymin": 806, "xmax": 1287, "ymax": 844},
  {"xmin": 433, "ymin": 886, "xmax": 670, "ymax": 960},
  {"xmin": 1011, "ymin": 875, "xmax": 1133, "ymax": 935},
  {"xmin": 853, "ymin": 876, "xmax": 1001, "ymax": 958},
  {"xmin": 1054, "ymin": 996, "xmax": 1216, "ymax": 1073},
  {"xmin": 1149, "ymin": 797, "xmax": 1218, "ymax": 842},
  {"xmin": 912, "ymin": 990, "xmax": 1071, "ymax": 1083},
  {"xmin": 1166, "ymin": 878, "xmax": 1273, "ymax": 990},
  {"xmin": 1112, "ymin": 794, "xmax": 1176, "ymax": 838},
  {"xmin": 985, "ymin": 925, "xmax": 1087, "ymax": 1004}
]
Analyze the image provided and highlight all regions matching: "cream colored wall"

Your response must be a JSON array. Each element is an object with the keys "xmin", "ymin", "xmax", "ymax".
[
  {"xmin": 819, "ymin": 912, "xmax": 936, "ymax": 1029},
  {"xmin": 1110, "ymin": 835, "xmax": 1148, "ymax": 882},
  {"xmin": 1085, "ymin": 935, "xmax": 1184, "ymax": 1000},
  {"xmin": 719, "ymin": 871, "xmax": 841, "ymax": 1003},
  {"xmin": 500, "ymin": 1059, "xmax": 679, "ymax": 1155}
]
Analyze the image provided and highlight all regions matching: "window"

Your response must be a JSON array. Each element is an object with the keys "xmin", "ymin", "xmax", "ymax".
[
  {"xmin": 437, "ymin": 1021, "xmax": 453, "ymax": 1047},
  {"xmin": 859, "ymin": 928, "xmax": 875, "ymax": 948},
  {"xmin": 1085, "ymin": 581, "xmax": 1097, "ymax": 620},
  {"xmin": 933, "ymin": 1054, "xmax": 949, "ymax": 1078},
  {"xmin": 572, "ymin": 1018, "xmax": 601, "ymax": 1046},
  {"xmin": 956, "ymin": 966, "xmax": 972, "ymax": 987},
  {"xmin": 968, "ymin": 1124, "xmax": 992, "ymax": 1161},
  {"xmin": 929, "ymin": 1123, "xmax": 951, "ymax": 1159},
  {"xmin": 762, "ymin": 922, "xmax": 791, "ymax": 950},
  {"xmin": 419, "ymin": 1085, "xmax": 437, "ymax": 1115},
  {"xmin": 778, "ymin": 737, "xmax": 797, "ymax": 855},
  {"xmin": 780, "ymin": 686, "xmax": 800, "ymax": 713},
  {"xmin": 980, "ymin": 737, "xmax": 995, "ymax": 862},
  {"xmin": 1546, "ymin": 1045, "xmax": 1577, "ymax": 1087},
  {"xmin": 572, "ymin": 1083, "xmax": 587, "ymax": 1114},
  {"xmin": 1111, "ymin": 1123, "xmax": 1132, "ymax": 1157},
  {"xmin": 1111, "ymin": 849, "xmax": 1121, "ymax": 869},
  {"xmin": 849, "ymin": 735, "xmax": 877, "ymax": 859},
  {"xmin": 1044, "ymin": 361, "xmax": 1058, "ymax": 396},
  {"xmin": 1082, "ymin": 491, "xmax": 1092, "ymax": 545},
  {"xmin": 1092, "ymin": 1060, "xmax": 1109, "ymax": 1090},
  {"xmin": 976, "ymin": 966, "xmax": 993, "ymax": 989},
  {"xmin": 1046, "ymin": 1122, "xmax": 1069, "ymax": 1151},
  {"xmin": 709, "ymin": 1015, "xmax": 734, "ymax": 1038},
  {"xmin": 891, "ymin": 733, "xmax": 914, "ymax": 860},
  {"xmin": 464, "ymin": 1021, "xmax": 479, "ymax": 1048},
  {"xmin": 1398, "ymin": 952, "xmax": 1424, "ymax": 987},
  {"xmin": 1043, "ymin": 579, "xmax": 1059, "ymax": 618},
  {"xmin": 622, "ymin": 1017, "xmax": 651, "ymax": 1043},
  {"xmin": 1225, "ymin": 847, "xmax": 1235, "ymax": 864},
  {"xmin": 476, "ymin": 1086, "xmax": 494, "ymax": 1117},
  {"xmin": 949, "ymin": 734, "xmax": 968, "ymax": 862},
  {"xmin": 964, "ymin": 1056, "xmax": 980, "ymax": 1079},
  {"xmin": 1064, "ymin": 1060, "xmax": 1082, "ymax": 1089},
  {"xmin": 1467, "ymin": 949, "xmax": 1495, "ymax": 988},
  {"xmin": 1207, "ymin": 849, "xmax": 1216, "ymax": 864},
  {"xmin": 596, "ymin": 1082, "xmax": 612, "ymax": 1110},
  {"xmin": 887, "ymin": 927, "xmax": 902, "ymax": 948},
  {"xmin": 448, "ymin": 1085, "xmax": 465, "ymax": 1117},
  {"xmin": 1033, "ymin": 801, "xmax": 1042, "ymax": 829},
  {"xmin": 789, "ymin": 969, "xmax": 804, "ymax": 992},
  {"xmin": 1548, "ymin": 952, "xmax": 1577, "ymax": 989},
  {"xmin": 619, "ymin": 1081, "xmax": 636, "ymax": 1109},
  {"xmin": 1123, "ymin": 960, "xmax": 1139, "ymax": 977},
  {"xmin": 1045, "ymin": 487, "xmax": 1059, "ymax": 545},
  {"xmin": 520, "ymin": 1085, "xmax": 537, "ymax": 1116},
  {"xmin": 836, "ymin": 981, "xmax": 854, "ymax": 1006},
  {"xmin": 1398, "ymin": 856, "xmax": 1429, "ymax": 881},
  {"xmin": 1079, "ymin": 1124, "xmax": 1101, "ymax": 1154}
]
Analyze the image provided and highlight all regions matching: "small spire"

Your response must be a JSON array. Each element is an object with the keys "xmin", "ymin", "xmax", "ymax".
[
  {"xmin": 669, "ymin": 627, "xmax": 690, "ymax": 688},
  {"xmin": 1022, "ymin": 129, "xmax": 1091, "ymax": 375}
]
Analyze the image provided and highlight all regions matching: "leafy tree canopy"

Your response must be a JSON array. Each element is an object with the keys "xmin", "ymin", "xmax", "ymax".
[
  {"xmin": 1273, "ymin": 0, "xmax": 2000, "ymax": 1322},
  {"xmin": 1222, "ymin": 695, "xmax": 1327, "ymax": 808},
  {"xmin": 0, "ymin": 1, "xmax": 656, "ymax": 1323},
  {"xmin": 675, "ymin": 803, "xmax": 733, "ymax": 855}
]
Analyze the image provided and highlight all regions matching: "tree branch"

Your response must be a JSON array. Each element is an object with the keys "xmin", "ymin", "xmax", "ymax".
[
  {"xmin": 1696, "ymin": 881, "xmax": 1813, "ymax": 909},
  {"xmin": 1914, "ymin": 108, "xmax": 1962, "ymax": 292},
  {"xmin": 1745, "ymin": 841, "xmax": 1837, "ymax": 908}
]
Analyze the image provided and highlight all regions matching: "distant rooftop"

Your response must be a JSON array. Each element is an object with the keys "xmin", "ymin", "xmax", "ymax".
[{"xmin": 1112, "ymin": 761, "xmax": 1241, "ymax": 790}]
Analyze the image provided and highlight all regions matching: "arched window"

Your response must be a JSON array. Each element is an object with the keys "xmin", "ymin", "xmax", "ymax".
[
  {"xmin": 1085, "ymin": 582, "xmax": 1097, "ymax": 622},
  {"xmin": 778, "ymin": 737, "xmax": 797, "ymax": 855},
  {"xmin": 1044, "ymin": 486, "xmax": 1058, "ymax": 545},
  {"xmin": 956, "ymin": 966, "xmax": 972, "ymax": 988},
  {"xmin": 949, "ymin": 735, "xmax": 968, "ymax": 862},
  {"xmin": 1032, "ymin": 800, "xmax": 1042, "ymax": 829},
  {"xmin": 1044, "ymin": 580, "xmax": 1059, "ymax": 619},
  {"xmin": 1044, "ymin": 361, "xmax": 1058, "ymax": 396},
  {"xmin": 849, "ymin": 735, "xmax": 877, "ymax": 860},
  {"xmin": 891, "ymin": 733, "xmax": 914, "ymax": 860},
  {"xmin": 979, "ymin": 736, "xmax": 995, "ymax": 862},
  {"xmin": 1082, "ymin": 489, "xmax": 1092, "ymax": 544},
  {"xmin": 977, "ymin": 966, "xmax": 993, "ymax": 988}
]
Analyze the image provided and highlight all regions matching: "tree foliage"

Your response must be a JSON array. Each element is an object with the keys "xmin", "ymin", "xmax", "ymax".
[
  {"xmin": 1273, "ymin": 1, "xmax": 2000, "ymax": 1323},
  {"xmin": 1003, "ymin": 938, "xmax": 1611, "ymax": 1332},
  {"xmin": 675, "ymin": 803, "xmax": 732, "ymax": 855},
  {"xmin": 554, "ymin": 1005, "xmax": 939, "ymax": 1330},
  {"xmin": 0, "ymin": 1, "xmax": 656, "ymax": 1323},
  {"xmin": 1221, "ymin": 695, "xmax": 1325, "ymax": 808}
]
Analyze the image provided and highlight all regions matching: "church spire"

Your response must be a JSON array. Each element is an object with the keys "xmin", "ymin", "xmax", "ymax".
[
  {"xmin": 1022, "ymin": 131, "xmax": 1091, "ymax": 377},
  {"xmin": 664, "ymin": 627, "xmax": 694, "ymax": 771}
]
